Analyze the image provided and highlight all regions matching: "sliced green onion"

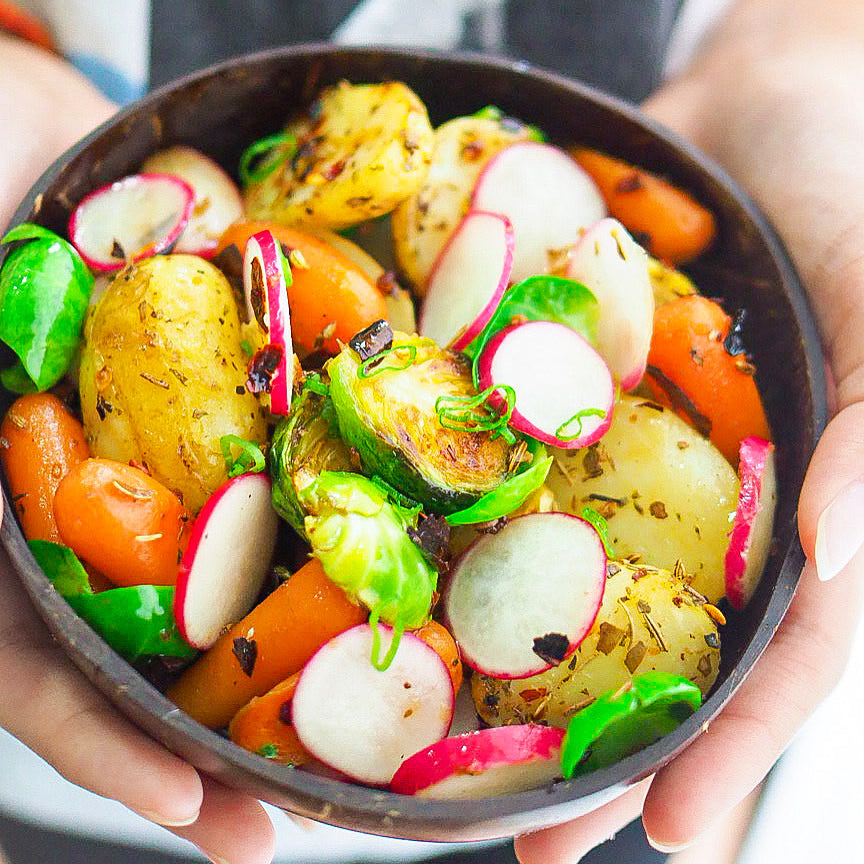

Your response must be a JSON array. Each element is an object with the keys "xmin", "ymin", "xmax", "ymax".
[
  {"xmin": 556, "ymin": 407, "xmax": 607, "ymax": 442},
  {"xmin": 368, "ymin": 608, "xmax": 404, "ymax": 671},
  {"xmin": 435, "ymin": 384, "xmax": 516, "ymax": 443},
  {"xmin": 238, "ymin": 131, "xmax": 297, "ymax": 186},
  {"xmin": 220, "ymin": 434, "xmax": 266, "ymax": 478},
  {"xmin": 358, "ymin": 345, "xmax": 417, "ymax": 378},
  {"xmin": 581, "ymin": 506, "xmax": 614, "ymax": 557},
  {"xmin": 302, "ymin": 371, "xmax": 330, "ymax": 396}
]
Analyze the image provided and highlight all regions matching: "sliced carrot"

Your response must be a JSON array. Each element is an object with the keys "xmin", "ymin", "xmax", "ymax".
[
  {"xmin": 215, "ymin": 221, "xmax": 389, "ymax": 354},
  {"xmin": 167, "ymin": 557, "xmax": 367, "ymax": 729},
  {"xmin": 53, "ymin": 458, "xmax": 190, "ymax": 587},
  {"xmin": 0, "ymin": 393, "xmax": 90, "ymax": 542},
  {"xmin": 228, "ymin": 672, "xmax": 310, "ymax": 766},
  {"xmin": 645, "ymin": 295, "xmax": 771, "ymax": 466},
  {"xmin": 412, "ymin": 619, "xmax": 463, "ymax": 693},
  {"xmin": 572, "ymin": 147, "xmax": 716, "ymax": 265}
]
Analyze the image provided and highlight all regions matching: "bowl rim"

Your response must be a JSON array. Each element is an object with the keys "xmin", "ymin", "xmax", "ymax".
[{"xmin": 0, "ymin": 43, "xmax": 827, "ymax": 840}]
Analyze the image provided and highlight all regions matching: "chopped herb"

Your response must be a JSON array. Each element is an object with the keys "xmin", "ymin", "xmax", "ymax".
[
  {"xmin": 220, "ymin": 434, "xmax": 266, "ymax": 477},
  {"xmin": 256, "ymin": 743, "xmax": 279, "ymax": 759}
]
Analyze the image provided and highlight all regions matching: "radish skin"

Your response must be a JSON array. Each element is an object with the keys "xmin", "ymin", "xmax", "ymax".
[{"xmin": 390, "ymin": 724, "xmax": 565, "ymax": 798}]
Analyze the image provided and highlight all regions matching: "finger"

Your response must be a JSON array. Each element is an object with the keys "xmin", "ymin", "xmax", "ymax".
[
  {"xmin": 170, "ymin": 775, "xmax": 276, "ymax": 864},
  {"xmin": 513, "ymin": 778, "xmax": 651, "ymax": 864},
  {"xmin": 643, "ymin": 558, "xmax": 864, "ymax": 849},
  {"xmin": 0, "ymin": 547, "xmax": 202, "ymax": 826}
]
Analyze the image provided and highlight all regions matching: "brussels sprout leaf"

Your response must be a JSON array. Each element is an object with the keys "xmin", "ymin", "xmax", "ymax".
[
  {"xmin": 0, "ymin": 223, "xmax": 94, "ymax": 391},
  {"xmin": 299, "ymin": 471, "xmax": 437, "ymax": 669},
  {"xmin": 560, "ymin": 672, "xmax": 702, "ymax": 778},
  {"xmin": 467, "ymin": 275, "xmax": 599, "ymax": 386},
  {"xmin": 28, "ymin": 539, "xmax": 195, "ymax": 661}
]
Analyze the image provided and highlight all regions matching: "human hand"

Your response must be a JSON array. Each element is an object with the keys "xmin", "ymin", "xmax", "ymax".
[
  {"xmin": 516, "ymin": 20, "xmax": 864, "ymax": 864},
  {"xmin": 0, "ymin": 34, "xmax": 280, "ymax": 864}
]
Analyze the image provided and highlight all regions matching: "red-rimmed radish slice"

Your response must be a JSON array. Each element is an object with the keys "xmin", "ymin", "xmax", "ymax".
[
  {"xmin": 243, "ymin": 229, "xmax": 294, "ymax": 414},
  {"xmin": 292, "ymin": 624, "xmax": 455, "ymax": 786},
  {"xmin": 68, "ymin": 173, "xmax": 194, "ymax": 271},
  {"xmin": 419, "ymin": 210, "xmax": 513, "ymax": 350},
  {"xmin": 390, "ymin": 724, "xmax": 565, "ymax": 798},
  {"xmin": 445, "ymin": 512, "xmax": 606, "ymax": 678},
  {"xmin": 471, "ymin": 141, "xmax": 605, "ymax": 283},
  {"xmin": 566, "ymin": 217, "xmax": 655, "ymax": 390},
  {"xmin": 477, "ymin": 320, "xmax": 614, "ymax": 448},
  {"xmin": 141, "ymin": 146, "xmax": 244, "ymax": 257},
  {"xmin": 725, "ymin": 436, "xmax": 776, "ymax": 608},
  {"xmin": 175, "ymin": 472, "xmax": 278, "ymax": 650}
]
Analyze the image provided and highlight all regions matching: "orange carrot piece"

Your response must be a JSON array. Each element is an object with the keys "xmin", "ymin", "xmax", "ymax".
[
  {"xmin": 167, "ymin": 557, "xmax": 367, "ymax": 729},
  {"xmin": 0, "ymin": 393, "xmax": 90, "ymax": 542},
  {"xmin": 645, "ymin": 295, "xmax": 771, "ymax": 466},
  {"xmin": 412, "ymin": 619, "xmax": 463, "ymax": 693},
  {"xmin": 53, "ymin": 458, "xmax": 190, "ymax": 587},
  {"xmin": 216, "ymin": 221, "xmax": 388, "ymax": 354},
  {"xmin": 572, "ymin": 147, "xmax": 716, "ymax": 265},
  {"xmin": 228, "ymin": 672, "xmax": 310, "ymax": 766}
]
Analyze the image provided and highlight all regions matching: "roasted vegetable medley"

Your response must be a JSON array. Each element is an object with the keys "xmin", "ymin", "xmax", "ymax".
[{"xmin": 0, "ymin": 79, "xmax": 777, "ymax": 796}]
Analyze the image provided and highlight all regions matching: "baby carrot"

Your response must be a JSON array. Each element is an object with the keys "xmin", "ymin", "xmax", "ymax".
[
  {"xmin": 53, "ymin": 458, "xmax": 191, "ymax": 587},
  {"xmin": 0, "ymin": 393, "xmax": 90, "ymax": 542},
  {"xmin": 645, "ymin": 295, "xmax": 771, "ymax": 466},
  {"xmin": 167, "ymin": 557, "xmax": 367, "ymax": 729},
  {"xmin": 228, "ymin": 672, "xmax": 310, "ymax": 766},
  {"xmin": 412, "ymin": 619, "xmax": 463, "ymax": 693},
  {"xmin": 572, "ymin": 147, "xmax": 716, "ymax": 265},
  {"xmin": 215, "ymin": 221, "xmax": 388, "ymax": 354}
]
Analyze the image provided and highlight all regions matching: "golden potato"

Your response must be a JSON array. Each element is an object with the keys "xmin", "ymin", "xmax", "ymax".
[
  {"xmin": 391, "ymin": 114, "xmax": 534, "ymax": 293},
  {"xmin": 472, "ymin": 559, "xmax": 722, "ymax": 728},
  {"xmin": 79, "ymin": 254, "xmax": 268, "ymax": 513},
  {"xmin": 546, "ymin": 395, "xmax": 739, "ymax": 601},
  {"xmin": 244, "ymin": 81, "xmax": 434, "ymax": 229}
]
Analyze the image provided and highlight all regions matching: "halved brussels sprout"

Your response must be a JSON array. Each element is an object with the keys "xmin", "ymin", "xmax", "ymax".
[
  {"xmin": 327, "ymin": 332, "xmax": 513, "ymax": 513},
  {"xmin": 267, "ymin": 387, "xmax": 353, "ymax": 536}
]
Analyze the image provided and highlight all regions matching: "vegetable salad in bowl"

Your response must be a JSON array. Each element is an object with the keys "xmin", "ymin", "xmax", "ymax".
[{"xmin": 0, "ymin": 47, "xmax": 823, "ymax": 839}]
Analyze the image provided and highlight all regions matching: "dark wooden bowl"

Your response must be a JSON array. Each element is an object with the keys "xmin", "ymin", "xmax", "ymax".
[{"xmin": 0, "ymin": 45, "xmax": 826, "ymax": 841}]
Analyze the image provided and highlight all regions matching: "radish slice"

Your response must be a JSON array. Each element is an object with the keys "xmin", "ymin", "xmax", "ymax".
[
  {"xmin": 566, "ymin": 217, "xmax": 655, "ymax": 390},
  {"xmin": 471, "ymin": 141, "xmax": 605, "ymax": 283},
  {"xmin": 419, "ymin": 210, "xmax": 513, "ymax": 350},
  {"xmin": 68, "ymin": 173, "xmax": 194, "ymax": 271},
  {"xmin": 477, "ymin": 320, "xmax": 614, "ymax": 448},
  {"xmin": 725, "ymin": 436, "xmax": 776, "ymax": 608},
  {"xmin": 175, "ymin": 472, "xmax": 278, "ymax": 650},
  {"xmin": 445, "ymin": 512, "xmax": 606, "ymax": 678},
  {"xmin": 242, "ymin": 229, "xmax": 294, "ymax": 414},
  {"xmin": 391, "ymin": 724, "xmax": 565, "ymax": 798},
  {"xmin": 141, "ymin": 146, "xmax": 244, "ymax": 257},
  {"xmin": 292, "ymin": 624, "xmax": 455, "ymax": 785}
]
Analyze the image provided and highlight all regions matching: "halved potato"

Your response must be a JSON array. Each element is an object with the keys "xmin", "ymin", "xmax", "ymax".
[
  {"xmin": 244, "ymin": 81, "xmax": 434, "ymax": 229},
  {"xmin": 79, "ymin": 254, "xmax": 268, "ymax": 513},
  {"xmin": 392, "ymin": 115, "xmax": 534, "ymax": 294},
  {"xmin": 546, "ymin": 395, "xmax": 738, "ymax": 602},
  {"xmin": 472, "ymin": 559, "xmax": 722, "ymax": 728}
]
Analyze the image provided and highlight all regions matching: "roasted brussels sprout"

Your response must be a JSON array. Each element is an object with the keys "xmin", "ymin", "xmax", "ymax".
[
  {"xmin": 327, "ymin": 332, "xmax": 513, "ymax": 513},
  {"xmin": 298, "ymin": 471, "xmax": 437, "ymax": 636},
  {"xmin": 268, "ymin": 387, "xmax": 353, "ymax": 536}
]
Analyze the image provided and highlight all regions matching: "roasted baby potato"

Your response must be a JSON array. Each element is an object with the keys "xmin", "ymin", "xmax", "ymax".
[
  {"xmin": 472, "ymin": 559, "xmax": 722, "ymax": 729},
  {"xmin": 244, "ymin": 80, "xmax": 434, "ymax": 229},
  {"xmin": 79, "ymin": 254, "xmax": 268, "ymax": 512},
  {"xmin": 545, "ymin": 395, "xmax": 738, "ymax": 602},
  {"xmin": 391, "ymin": 114, "xmax": 535, "ymax": 293}
]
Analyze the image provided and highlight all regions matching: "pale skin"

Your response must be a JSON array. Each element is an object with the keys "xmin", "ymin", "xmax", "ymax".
[{"xmin": 2, "ymin": 1, "xmax": 864, "ymax": 860}]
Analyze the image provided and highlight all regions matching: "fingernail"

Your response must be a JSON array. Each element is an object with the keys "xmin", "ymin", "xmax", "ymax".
[
  {"xmin": 815, "ymin": 480, "xmax": 864, "ymax": 581},
  {"xmin": 131, "ymin": 807, "xmax": 200, "ymax": 828},
  {"xmin": 646, "ymin": 835, "xmax": 690, "ymax": 853}
]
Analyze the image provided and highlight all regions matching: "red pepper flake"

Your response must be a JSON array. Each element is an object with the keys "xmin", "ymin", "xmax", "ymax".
[
  {"xmin": 376, "ymin": 270, "xmax": 399, "ymax": 296},
  {"xmin": 246, "ymin": 344, "xmax": 284, "ymax": 394},
  {"xmin": 615, "ymin": 171, "xmax": 643, "ymax": 194},
  {"xmin": 518, "ymin": 687, "xmax": 548, "ymax": 702},
  {"xmin": 232, "ymin": 636, "xmax": 257, "ymax": 677},
  {"xmin": 278, "ymin": 699, "xmax": 293, "ymax": 725},
  {"xmin": 532, "ymin": 632, "xmax": 569, "ymax": 665},
  {"xmin": 249, "ymin": 257, "xmax": 268, "ymax": 332},
  {"xmin": 323, "ymin": 159, "xmax": 345, "ymax": 180}
]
